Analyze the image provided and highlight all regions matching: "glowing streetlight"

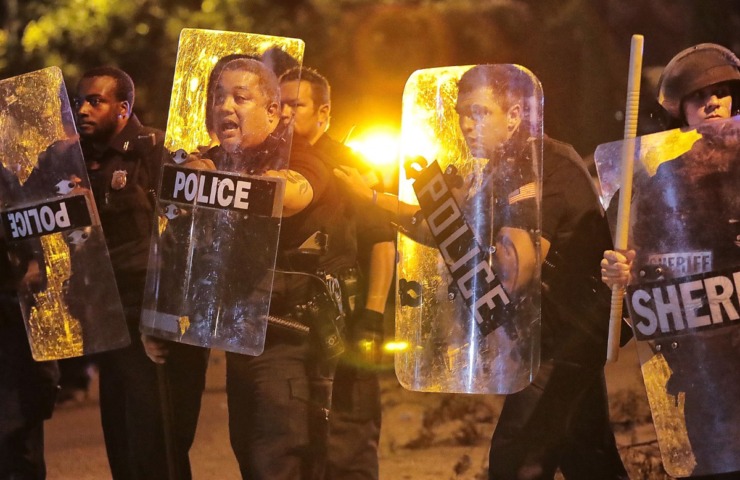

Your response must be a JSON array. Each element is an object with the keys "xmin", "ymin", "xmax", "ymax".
[
  {"xmin": 344, "ymin": 126, "xmax": 400, "ymax": 189},
  {"xmin": 345, "ymin": 127, "xmax": 400, "ymax": 168}
]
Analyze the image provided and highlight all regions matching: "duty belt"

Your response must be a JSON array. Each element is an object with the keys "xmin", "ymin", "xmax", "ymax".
[{"xmin": 267, "ymin": 269, "xmax": 347, "ymax": 359}]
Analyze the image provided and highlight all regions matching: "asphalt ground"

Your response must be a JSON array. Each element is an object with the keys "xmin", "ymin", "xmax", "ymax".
[{"xmin": 44, "ymin": 342, "xmax": 651, "ymax": 479}]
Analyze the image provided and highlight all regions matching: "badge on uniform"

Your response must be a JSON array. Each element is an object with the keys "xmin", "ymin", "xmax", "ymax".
[{"xmin": 111, "ymin": 169, "xmax": 127, "ymax": 190}]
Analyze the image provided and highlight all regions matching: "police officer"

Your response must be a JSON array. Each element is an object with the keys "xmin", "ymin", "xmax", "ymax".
[
  {"xmin": 0, "ymin": 170, "xmax": 60, "ymax": 480},
  {"xmin": 144, "ymin": 56, "xmax": 356, "ymax": 479},
  {"xmin": 457, "ymin": 64, "xmax": 629, "ymax": 480},
  {"xmin": 603, "ymin": 43, "xmax": 740, "ymax": 304},
  {"xmin": 337, "ymin": 64, "xmax": 628, "ymax": 479},
  {"xmin": 602, "ymin": 43, "xmax": 740, "ymax": 480},
  {"xmin": 216, "ymin": 57, "xmax": 356, "ymax": 480},
  {"xmin": 73, "ymin": 66, "xmax": 209, "ymax": 480},
  {"xmin": 279, "ymin": 66, "xmax": 395, "ymax": 480}
]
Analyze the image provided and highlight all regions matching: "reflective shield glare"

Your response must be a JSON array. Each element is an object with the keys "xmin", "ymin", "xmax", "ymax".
[
  {"xmin": 594, "ymin": 116, "xmax": 740, "ymax": 477},
  {"xmin": 395, "ymin": 65, "xmax": 543, "ymax": 394},
  {"xmin": 0, "ymin": 67, "xmax": 129, "ymax": 361}
]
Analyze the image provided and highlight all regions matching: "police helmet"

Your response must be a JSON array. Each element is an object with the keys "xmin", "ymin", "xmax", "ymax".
[{"xmin": 656, "ymin": 43, "xmax": 740, "ymax": 120}]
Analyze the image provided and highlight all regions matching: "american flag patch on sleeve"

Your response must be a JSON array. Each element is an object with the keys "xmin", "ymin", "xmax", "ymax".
[{"xmin": 508, "ymin": 182, "xmax": 536, "ymax": 205}]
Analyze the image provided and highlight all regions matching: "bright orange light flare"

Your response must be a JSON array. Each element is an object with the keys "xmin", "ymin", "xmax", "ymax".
[
  {"xmin": 346, "ymin": 127, "xmax": 400, "ymax": 168},
  {"xmin": 383, "ymin": 341, "xmax": 409, "ymax": 352}
]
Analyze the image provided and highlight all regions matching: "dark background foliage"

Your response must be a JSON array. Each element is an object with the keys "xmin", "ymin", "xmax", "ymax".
[{"xmin": 2, "ymin": 0, "xmax": 739, "ymax": 157}]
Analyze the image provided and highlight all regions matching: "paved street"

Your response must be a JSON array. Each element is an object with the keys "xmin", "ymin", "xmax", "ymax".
[
  {"xmin": 45, "ymin": 352, "xmax": 240, "ymax": 479},
  {"xmin": 45, "ymin": 343, "xmax": 652, "ymax": 479}
]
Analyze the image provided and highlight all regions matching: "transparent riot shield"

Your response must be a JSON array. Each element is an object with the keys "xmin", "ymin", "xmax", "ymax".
[
  {"xmin": 594, "ymin": 116, "xmax": 740, "ymax": 477},
  {"xmin": 140, "ymin": 29, "xmax": 304, "ymax": 355},
  {"xmin": 395, "ymin": 65, "xmax": 542, "ymax": 394},
  {"xmin": 0, "ymin": 67, "xmax": 129, "ymax": 361}
]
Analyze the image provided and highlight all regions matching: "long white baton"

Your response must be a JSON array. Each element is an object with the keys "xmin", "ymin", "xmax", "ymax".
[{"xmin": 607, "ymin": 34, "xmax": 643, "ymax": 363}]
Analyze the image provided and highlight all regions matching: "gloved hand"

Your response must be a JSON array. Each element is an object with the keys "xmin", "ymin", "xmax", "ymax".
[{"xmin": 352, "ymin": 308, "xmax": 384, "ymax": 366}]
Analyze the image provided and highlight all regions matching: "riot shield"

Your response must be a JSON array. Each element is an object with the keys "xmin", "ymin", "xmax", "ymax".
[
  {"xmin": 594, "ymin": 116, "xmax": 740, "ymax": 477},
  {"xmin": 0, "ymin": 67, "xmax": 129, "ymax": 361},
  {"xmin": 140, "ymin": 29, "xmax": 304, "ymax": 355},
  {"xmin": 395, "ymin": 65, "xmax": 542, "ymax": 394}
]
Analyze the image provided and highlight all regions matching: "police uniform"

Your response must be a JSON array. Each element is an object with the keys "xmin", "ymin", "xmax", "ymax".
[
  {"xmin": 312, "ymin": 133, "xmax": 394, "ymax": 480},
  {"xmin": 487, "ymin": 134, "xmax": 628, "ymax": 479},
  {"xmin": 0, "ymin": 169, "xmax": 60, "ymax": 480},
  {"xmin": 0, "ymin": 254, "xmax": 59, "ymax": 480},
  {"xmin": 211, "ymin": 131, "xmax": 358, "ymax": 480},
  {"xmin": 79, "ymin": 115, "xmax": 209, "ymax": 480}
]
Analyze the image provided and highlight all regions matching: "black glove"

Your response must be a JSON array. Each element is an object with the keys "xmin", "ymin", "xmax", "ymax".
[{"xmin": 352, "ymin": 308, "xmax": 384, "ymax": 366}]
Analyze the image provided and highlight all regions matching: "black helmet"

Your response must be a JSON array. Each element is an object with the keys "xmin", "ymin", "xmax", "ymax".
[{"xmin": 656, "ymin": 43, "xmax": 740, "ymax": 119}]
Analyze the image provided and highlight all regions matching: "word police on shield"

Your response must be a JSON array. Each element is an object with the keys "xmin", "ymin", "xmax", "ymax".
[
  {"xmin": 159, "ymin": 164, "xmax": 282, "ymax": 217},
  {"xmin": 2, "ymin": 195, "xmax": 91, "ymax": 239},
  {"xmin": 413, "ymin": 160, "xmax": 511, "ymax": 335}
]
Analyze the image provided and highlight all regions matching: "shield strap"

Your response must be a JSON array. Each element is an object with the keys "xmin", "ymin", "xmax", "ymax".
[{"xmin": 410, "ymin": 160, "xmax": 512, "ymax": 336}]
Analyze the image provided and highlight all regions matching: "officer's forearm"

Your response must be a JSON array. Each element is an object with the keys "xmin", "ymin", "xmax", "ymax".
[
  {"xmin": 364, "ymin": 241, "xmax": 395, "ymax": 313},
  {"xmin": 374, "ymin": 192, "xmax": 419, "ymax": 224}
]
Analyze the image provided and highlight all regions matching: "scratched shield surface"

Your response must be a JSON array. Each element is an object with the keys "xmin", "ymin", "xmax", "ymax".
[
  {"xmin": 395, "ymin": 65, "xmax": 543, "ymax": 394},
  {"xmin": 0, "ymin": 67, "xmax": 129, "ymax": 361},
  {"xmin": 140, "ymin": 29, "xmax": 303, "ymax": 355},
  {"xmin": 594, "ymin": 116, "xmax": 740, "ymax": 477}
]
